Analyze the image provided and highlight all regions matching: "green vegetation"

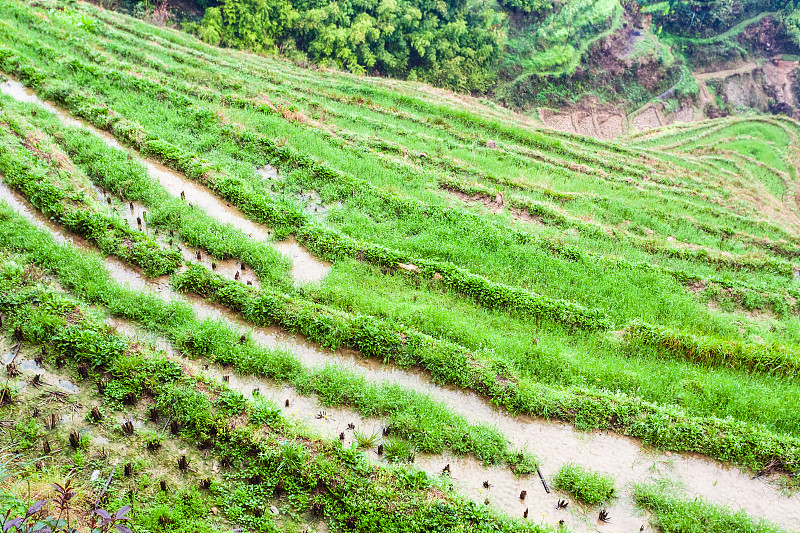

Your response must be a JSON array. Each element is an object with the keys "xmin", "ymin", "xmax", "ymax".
[
  {"xmin": 2, "ymin": 0, "xmax": 800, "ymax": 445},
  {"xmin": 0, "ymin": 0, "xmax": 799, "ymax": 529},
  {"xmin": 45, "ymin": 116, "xmax": 293, "ymax": 286},
  {"xmin": 503, "ymin": 0, "xmax": 621, "ymax": 75},
  {"xmin": 0, "ymin": 203, "xmax": 535, "ymax": 471},
  {"xmin": 624, "ymin": 320, "xmax": 800, "ymax": 377},
  {"xmin": 552, "ymin": 463, "xmax": 616, "ymax": 506},
  {"xmin": 646, "ymin": 1, "xmax": 785, "ymax": 39},
  {"xmin": 107, "ymin": 0, "xmax": 800, "ymax": 116},
  {"xmin": 0, "ymin": 251, "xmax": 544, "ymax": 533},
  {"xmin": 0, "ymin": 108, "xmax": 181, "ymax": 276},
  {"xmin": 634, "ymin": 483, "xmax": 787, "ymax": 533},
  {"xmin": 192, "ymin": 0, "xmax": 506, "ymax": 92}
]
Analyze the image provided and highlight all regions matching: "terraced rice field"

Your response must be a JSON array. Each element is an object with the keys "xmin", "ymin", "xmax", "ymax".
[{"xmin": 0, "ymin": 1, "xmax": 800, "ymax": 531}]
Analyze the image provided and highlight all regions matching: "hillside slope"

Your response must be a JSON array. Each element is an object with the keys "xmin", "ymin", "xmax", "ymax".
[
  {"xmin": 116, "ymin": 0, "xmax": 800, "ymax": 135},
  {"xmin": 0, "ymin": 0, "xmax": 800, "ymax": 531}
]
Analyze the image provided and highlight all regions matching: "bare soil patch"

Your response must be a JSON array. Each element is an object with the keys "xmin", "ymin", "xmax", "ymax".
[
  {"xmin": 575, "ymin": 111, "xmax": 596, "ymax": 137},
  {"xmin": 722, "ymin": 72, "xmax": 769, "ymax": 111},
  {"xmin": 665, "ymin": 105, "xmax": 697, "ymax": 125},
  {"xmin": 539, "ymin": 98, "xmax": 627, "ymax": 138},
  {"xmin": 762, "ymin": 59, "xmax": 800, "ymax": 109},
  {"xmin": 595, "ymin": 112, "xmax": 626, "ymax": 137},
  {"xmin": 630, "ymin": 105, "xmax": 663, "ymax": 132},
  {"xmin": 538, "ymin": 108, "xmax": 576, "ymax": 133},
  {"xmin": 447, "ymin": 188, "xmax": 505, "ymax": 214}
]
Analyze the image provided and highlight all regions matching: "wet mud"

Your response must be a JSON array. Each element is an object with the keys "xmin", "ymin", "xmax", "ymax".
[
  {"xmin": 272, "ymin": 237, "xmax": 331, "ymax": 284},
  {"xmin": 93, "ymin": 186, "xmax": 259, "ymax": 287},
  {"xmin": 105, "ymin": 316, "xmax": 800, "ymax": 531}
]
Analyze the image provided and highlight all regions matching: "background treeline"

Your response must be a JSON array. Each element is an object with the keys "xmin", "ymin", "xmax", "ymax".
[
  {"xmin": 184, "ymin": 0, "xmax": 508, "ymax": 92},
  {"xmin": 122, "ymin": 0, "xmax": 800, "ymax": 100},
  {"xmin": 644, "ymin": 0, "xmax": 795, "ymax": 38}
]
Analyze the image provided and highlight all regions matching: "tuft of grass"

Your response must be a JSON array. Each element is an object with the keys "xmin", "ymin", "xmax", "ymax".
[
  {"xmin": 552, "ymin": 462, "xmax": 616, "ymax": 505},
  {"xmin": 353, "ymin": 429, "xmax": 378, "ymax": 450},
  {"xmin": 382, "ymin": 438, "xmax": 415, "ymax": 463}
]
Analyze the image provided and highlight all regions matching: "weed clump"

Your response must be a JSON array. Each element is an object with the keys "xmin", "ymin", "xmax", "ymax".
[
  {"xmin": 382, "ymin": 438, "xmax": 415, "ymax": 463},
  {"xmin": 553, "ymin": 463, "xmax": 616, "ymax": 505}
]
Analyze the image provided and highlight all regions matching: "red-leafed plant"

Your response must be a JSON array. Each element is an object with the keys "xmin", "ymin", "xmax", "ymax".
[{"xmin": 0, "ymin": 479, "xmax": 132, "ymax": 533}]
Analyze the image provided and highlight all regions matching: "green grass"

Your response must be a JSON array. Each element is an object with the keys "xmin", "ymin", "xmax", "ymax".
[
  {"xmin": 498, "ymin": 0, "xmax": 622, "ymax": 92},
  {"xmin": 552, "ymin": 463, "xmax": 616, "ymax": 506},
  {"xmin": 0, "ymin": 0, "xmax": 799, "ymax": 451},
  {"xmin": 0, "ymin": 3, "xmax": 798, "ymax": 529},
  {"xmin": 0, "ymin": 104, "xmax": 182, "ymax": 276},
  {"xmin": 0, "ymin": 252, "xmax": 548, "ymax": 533},
  {"xmin": 0, "ymin": 199, "xmax": 537, "ymax": 470},
  {"xmin": 634, "ymin": 483, "xmax": 789, "ymax": 533}
]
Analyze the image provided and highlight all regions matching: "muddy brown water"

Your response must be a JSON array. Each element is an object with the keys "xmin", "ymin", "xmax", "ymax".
[
  {"xmin": 2, "ymin": 81, "xmax": 800, "ymax": 531},
  {"xmin": 0, "ymin": 79, "xmax": 330, "ymax": 285},
  {"xmin": 273, "ymin": 237, "xmax": 332, "ymax": 284},
  {"xmin": 105, "ymin": 316, "xmax": 800, "ymax": 531},
  {"xmin": 0, "ymin": 181, "xmax": 159, "ymax": 293},
  {"xmin": 2, "ymin": 342, "xmax": 78, "ymax": 395},
  {"xmin": 92, "ymin": 185, "xmax": 259, "ymax": 287},
  {"xmin": 256, "ymin": 165, "xmax": 279, "ymax": 181}
]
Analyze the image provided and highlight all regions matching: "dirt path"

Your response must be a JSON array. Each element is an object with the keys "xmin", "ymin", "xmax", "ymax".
[{"xmin": 695, "ymin": 62, "xmax": 760, "ymax": 80}]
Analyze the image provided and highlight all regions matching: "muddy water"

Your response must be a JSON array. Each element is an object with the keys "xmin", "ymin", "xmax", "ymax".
[
  {"xmin": 145, "ymin": 158, "xmax": 273, "ymax": 241},
  {"xmin": 98, "ymin": 320, "xmax": 615, "ymax": 529},
  {"xmin": 118, "ymin": 300, "xmax": 800, "ymax": 531},
  {"xmin": 6, "ymin": 195, "xmax": 800, "ymax": 530},
  {"xmin": 204, "ymin": 365, "xmax": 384, "ymax": 446},
  {"xmin": 297, "ymin": 189, "xmax": 340, "ymax": 218},
  {"xmin": 170, "ymin": 243, "xmax": 260, "ymax": 288},
  {"xmin": 94, "ymin": 186, "xmax": 259, "ymax": 287},
  {"xmin": 100, "ymin": 321, "xmax": 648, "ymax": 531},
  {"xmin": 1, "ymin": 77, "xmax": 328, "ymax": 284},
  {"xmin": 2, "ymin": 341, "xmax": 78, "ymax": 395},
  {"xmin": 0, "ymin": 181, "xmax": 86, "ymax": 247},
  {"xmin": 108, "ymin": 319, "xmax": 384, "ymax": 447},
  {"xmin": 0, "ymin": 181, "xmax": 160, "ymax": 293},
  {"xmin": 256, "ymin": 165, "xmax": 279, "ymax": 181},
  {"xmin": 150, "ymin": 159, "xmax": 330, "ymax": 284},
  {"xmin": 1, "ymin": 84, "xmax": 258, "ymax": 288},
  {"xmin": 415, "ymin": 452, "xmax": 648, "ymax": 530},
  {"xmin": 1, "ymin": 80, "xmax": 82, "ymax": 128},
  {"xmin": 180, "ymin": 296, "xmax": 446, "ymax": 399},
  {"xmin": 3, "ymin": 81, "xmax": 800, "ymax": 531},
  {"xmin": 273, "ymin": 237, "xmax": 331, "ymax": 284}
]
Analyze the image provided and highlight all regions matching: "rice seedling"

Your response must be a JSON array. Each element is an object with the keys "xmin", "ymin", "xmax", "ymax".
[{"xmin": 0, "ymin": 2, "xmax": 799, "ymax": 528}]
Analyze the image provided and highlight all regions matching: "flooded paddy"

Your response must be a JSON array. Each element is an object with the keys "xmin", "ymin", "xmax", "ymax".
[
  {"xmin": 2, "ymin": 79, "xmax": 800, "ymax": 532},
  {"xmin": 0, "ymin": 79, "xmax": 329, "ymax": 285}
]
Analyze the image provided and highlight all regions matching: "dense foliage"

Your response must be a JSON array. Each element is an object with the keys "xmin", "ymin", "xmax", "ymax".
[
  {"xmin": 192, "ymin": 0, "xmax": 506, "ymax": 91},
  {"xmin": 645, "ymin": 0, "xmax": 794, "ymax": 37},
  {"xmin": 496, "ymin": 0, "xmax": 552, "ymax": 16},
  {"xmin": 167, "ymin": 0, "xmax": 800, "ymax": 104}
]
